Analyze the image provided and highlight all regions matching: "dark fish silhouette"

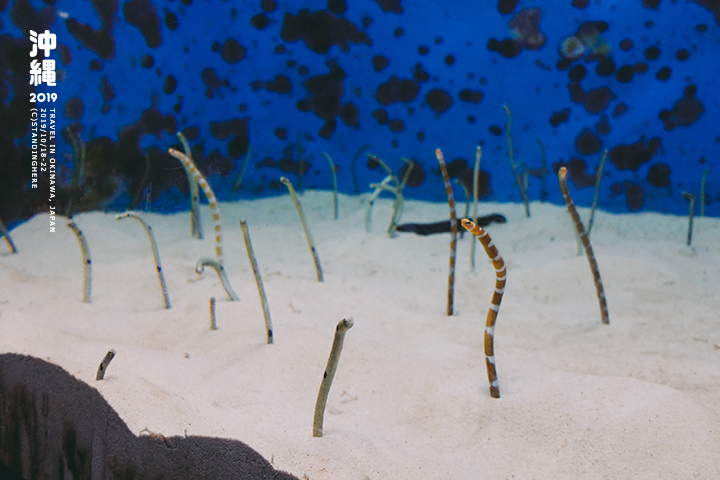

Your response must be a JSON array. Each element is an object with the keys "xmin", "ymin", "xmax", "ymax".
[{"xmin": 396, "ymin": 214, "xmax": 506, "ymax": 236}]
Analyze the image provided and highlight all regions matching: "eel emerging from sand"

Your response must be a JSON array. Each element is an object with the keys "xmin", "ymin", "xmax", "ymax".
[{"xmin": 396, "ymin": 214, "xmax": 506, "ymax": 236}]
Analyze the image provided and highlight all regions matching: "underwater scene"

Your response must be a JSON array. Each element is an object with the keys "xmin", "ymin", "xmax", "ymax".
[
  {"xmin": 1, "ymin": 0, "xmax": 719, "ymax": 223},
  {"xmin": 2, "ymin": 1, "xmax": 720, "ymax": 479}
]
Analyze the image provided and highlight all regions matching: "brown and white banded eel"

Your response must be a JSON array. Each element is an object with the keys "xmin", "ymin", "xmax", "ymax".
[
  {"xmin": 461, "ymin": 218, "xmax": 504, "ymax": 399},
  {"xmin": 168, "ymin": 148, "xmax": 224, "ymax": 266},
  {"xmin": 558, "ymin": 167, "xmax": 609, "ymax": 324},
  {"xmin": 435, "ymin": 148, "xmax": 458, "ymax": 316}
]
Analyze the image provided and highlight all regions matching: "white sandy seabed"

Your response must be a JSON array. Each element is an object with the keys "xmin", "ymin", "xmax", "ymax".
[{"xmin": 1, "ymin": 192, "xmax": 719, "ymax": 479}]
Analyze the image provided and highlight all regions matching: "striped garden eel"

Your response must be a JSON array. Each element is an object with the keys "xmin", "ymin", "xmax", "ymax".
[
  {"xmin": 177, "ymin": 131, "xmax": 203, "ymax": 239},
  {"xmin": 168, "ymin": 148, "xmax": 223, "ymax": 266},
  {"xmin": 461, "ymin": 218, "xmax": 505, "ymax": 399},
  {"xmin": 558, "ymin": 167, "xmax": 609, "ymax": 324},
  {"xmin": 435, "ymin": 148, "xmax": 458, "ymax": 316}
]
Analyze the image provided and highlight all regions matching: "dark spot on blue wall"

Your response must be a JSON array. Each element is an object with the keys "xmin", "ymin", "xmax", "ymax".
[
  {"xmin": 612, "ymin": 102, "xmax": 628, "ymax": 117},
  {"xmin": 165, "ymin": 10, "xmax": 178, "ymax": 31},
  {"xmin": 675, "ymin": 48, "xmax": 690, "ymax": 61},
  {"xmin": 296, "ymin": 62, "xmax": 348, "ymax": 138},
  {"xmin": 373, "ymin": 0, "xmax": 403, "ymax": 14},
  {"xmin": 328, "ymin": 0, "xmax": 347, "ymax": 15},
  {"xmin": 388, "ymin": 119, "xmax": 404, "ymax": 132},
  {"xmin": 281, "ymin": 9, "xmax": 370, "ymax": 54},
  {"xmin": 615, "ymin": 65, "xmax": 634, "ymax": 83},
  {"xmin": 375, "ymin": 76, "xmax": 419, "ymax": 105},
  {"xmin": 655, "ymin": 66, "xmax": 671, "ymax": 81},
  {"xmin": 251, "ymin": 13, "xmax": 269, "ymax": 30},
  {"xmin": 221, "ymin": 39, "xmax": 246, "ymax": 64},
  {"xmin": 265, "ymin": 74, "xmax": 292, "ymax": 95},
  {"xmin": 610, "ymin": 137, "xmax": 661, "ymax": 170},
  {"xmin": 487, "ymin": 38, "xmax": 522, "ymax": 58},
  {"xmin": 65, "ymin": 19, "xmax": 115, "ymax": 59},
  {"xmin": 623, "ymin": 181, "xmax": 644, "ymax": 211},
  {"xmin": 693, "ymin": 0, "xmax": 720, "ymax": 24},
  {"xmin": 550, "ymin": 109, "xmax": 570, "ymax": 127},
  {"xmin": 595, "ymin": 58, "xmax": 615, "ymax": 76},
  {"xmin": 459, "ymin": 89, "xmax": 483, "ymax": 104},
  {"xmin": 201, "ymin": 68, "xmax": 223, "ymax": 98},
  {"xmin": 412, "ymin": 64, "xmax": 429, "ymax": 82},
  {"xmin": 210, "ymin": 119, "xmax": 249, "ymax": 158},
  {"xmin": 372, "ymin": 55, "xmax": 389, "ymax": 72},
  {"xmin": 575, "ymin": 128, "xmax": 603, "ymax": 155},
  {"xmin": 647, "ymin": 163, "xmax": 671, "ymax": 188},
  {"xmin": 65, "ymin": 97, "xmax": 84, "ymax": 120},
  {"xmin": 339, "ymin": 103, "xmax": 359, "ymax": 127},
  {"xmin": 568, "ymin": 83, "xmax": 616, "ymax": 113},
  {"xmin": 183, "ymin": 127, "xmax": 200, "ymax": 141},
  {"xmin": 261, "ymin": 0, "xmax": 277, "ymax": 13},
  {"xmin": 163, "ymin": 75, "xmax": 177, "ymax": 95},
  {"xmin": 425, "ymin": 89, "xmax": 452, "ymax": 115},
  {"xmin": 497, "ymin": 0, "xmax": 519, "ymax": 15},
  {"xmin": 373, "ymin": 108, "xmax": 389, "ymax": 124},
  {"xmin": 124, "ymin": 0, "xmax": 162, "ymax": 49},
  {"xmin": 100, "ymin": 75, "xmax": 115, "ymax": 101},
  {"xmin": 644, "ymin": 46, "xmax": 660, "ymax": 60},
  {"xmin": 659, "ymin": 84, "xmax": 704, "ymax": 130},
  {"xmin": 569, "ymin": 64, "xmax": 586, "ymax": 81},
  {"xmin": 595, "ymin": 115, "xmax": 610, "ymax": 135}
]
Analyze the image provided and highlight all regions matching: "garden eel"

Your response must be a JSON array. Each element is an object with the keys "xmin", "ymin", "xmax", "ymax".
[
  {"xmin": 435, "ymin": 148, "xmax": 458, "ymax": 316},
  {"xmin": 558, "ymin": 167, "xmax": 609, "ymax": 324},
  {"xmin": 168, "ymin": 148, "xmax": 223, "ymax": 266},
  {"xmin": 461, "ymin": 218, "xmax": 505, "ymax": 399}
]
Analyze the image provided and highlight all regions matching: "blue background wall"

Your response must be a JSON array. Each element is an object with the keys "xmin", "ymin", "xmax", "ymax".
[{"xmin": 1, "ymin": 0, "xmax": 719, "ymax": 224}]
